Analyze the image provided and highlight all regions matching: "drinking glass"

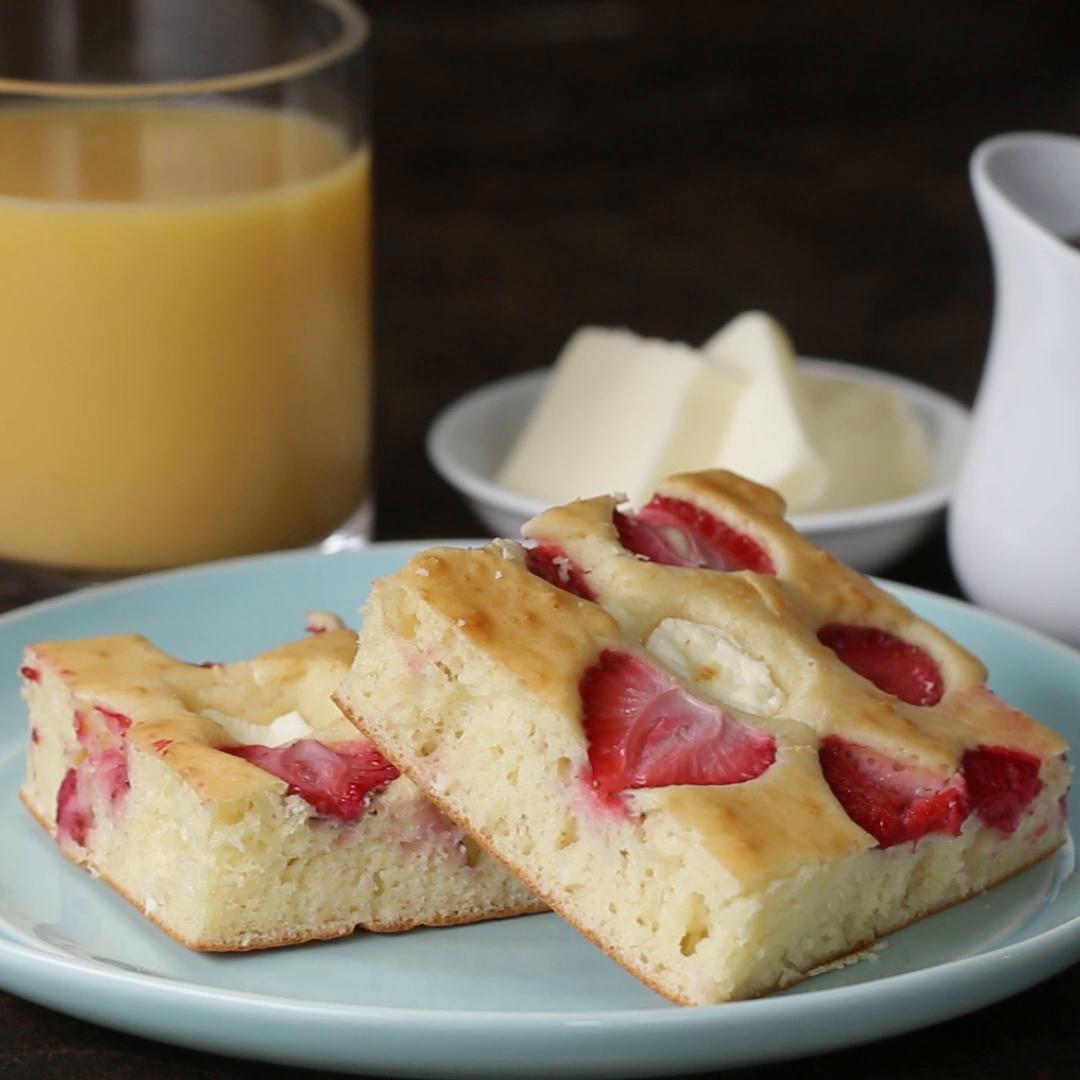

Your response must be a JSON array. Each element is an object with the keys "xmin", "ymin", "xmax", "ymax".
[{"xmin": 0, "ymin": 0, "xmax": 372, "ymax": 586}]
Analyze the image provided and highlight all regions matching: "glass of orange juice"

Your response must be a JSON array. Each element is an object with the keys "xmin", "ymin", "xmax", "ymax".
[{"xmin": 0, "ymin": 0, "xmax": 372, "ymax": 583}]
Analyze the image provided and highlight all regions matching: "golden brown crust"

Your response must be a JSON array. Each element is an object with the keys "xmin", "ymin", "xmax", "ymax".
[
  {"xmin": 26, "ymin": 630, "xmax": 363, "ymax": 803},
  {"xmin": 346, "ymin": 534, "xmax": 1070, "ymax": 885},
  {"xmin": 634, "ymin": 736, "xmax": 873, "ymax": 885},
  {"xmin": 360, "ymin": 549, "xmax": 879, "ymax": 872},
  {"xmin": 522, "ymin": 470, "xmax": 1067, "ymax": 767},
  {"xmin": 660, "ymin": 469, "xmax": 987, "ymax": 687},
  {"xmin": 402, "ymin": 546, "xmax": 621, "ymax": 716}
]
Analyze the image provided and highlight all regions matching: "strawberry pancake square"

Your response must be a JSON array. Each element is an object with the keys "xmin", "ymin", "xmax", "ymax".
[
  {"xmin": 336, "ymin": 472, "xmax": 1070, "ymax": 1006},
  {"xmin": 337, "ymin": 543, "xmax": 876, "ymax": 1004},
  {"xmin": 521, "ymin": 469, "xmax": 1069, "ymax": 849},
  {"xmin": 21, "ymin": 626, "xmax": 541, "ymax": 951}
]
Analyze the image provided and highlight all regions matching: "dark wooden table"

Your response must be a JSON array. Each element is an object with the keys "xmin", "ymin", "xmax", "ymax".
[{"xmin": 4, "ymin": 1, "xmax": 1080, "ymax": 1076}]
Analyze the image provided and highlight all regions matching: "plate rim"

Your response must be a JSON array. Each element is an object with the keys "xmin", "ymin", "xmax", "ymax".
[
  {"xmin": 1, "ymin": 869, "xmax": 1080, "ymax": 1027},
  {"xmin": 1, "ymin": 542, "xmax": 1079, "ymax": 1069}
]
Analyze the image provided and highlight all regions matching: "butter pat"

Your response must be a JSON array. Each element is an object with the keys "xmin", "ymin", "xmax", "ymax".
[
  {"xmin": 497, "ymin": 314, "xmax": 931, "ymax": 515},
  {"xmin": 705, "ymin": 313, "xmax": 929, "ymax": 511},
  {"xmin": 805, "ymin": 375, "xmax": 931, "ymax": 511},
  {"xmin": 703, "ymin": 312, "xmax": 829, "ymax": 512},
  {"xmin": 497, "ymin": 328, "xmax": 740, "ymax": 506},
  {"xmin": 646, "ymin": 618, "xmax": 786, "ymax": 716},
  {"xmin": 204, "ymin": 707, "xmax": 313, "ymax": 748}
]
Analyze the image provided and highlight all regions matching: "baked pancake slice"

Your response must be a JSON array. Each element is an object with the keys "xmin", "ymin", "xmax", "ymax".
[
  {"xmin": 520, "ymin": 470, "xmax": 1070, "ymax": 842},
  {"xmin": 335, "ymin": 473, "xmax": 1070, "ymax": 1005},
  {"xmin": 336, "ymin": 546, "xmax": 880, "ymax": 1004},
  {"xmin": 21, "ymin": 626, "xmax": 541, "ymax": 951}
]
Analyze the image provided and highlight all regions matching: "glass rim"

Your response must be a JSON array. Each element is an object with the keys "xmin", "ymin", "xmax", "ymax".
[{"xmin": 0, "ymin": 0, "xmax": 368, "ymax": 100}]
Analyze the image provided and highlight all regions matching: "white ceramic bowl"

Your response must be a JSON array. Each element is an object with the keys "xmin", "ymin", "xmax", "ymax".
[{"xmin": 426, "ymin": 358, "xmax": 971, "ymax": 573}]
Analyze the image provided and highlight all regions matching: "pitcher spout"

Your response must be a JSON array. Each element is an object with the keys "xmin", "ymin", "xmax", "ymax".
[{"xmin": 973, "ymin": 132, "xmax": 1080, "ymax": 254}]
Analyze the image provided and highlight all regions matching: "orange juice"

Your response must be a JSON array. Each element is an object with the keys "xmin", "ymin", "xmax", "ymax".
[{"xmin": 0, "ymin": 104, "xmax": 371, "ymax": 571}]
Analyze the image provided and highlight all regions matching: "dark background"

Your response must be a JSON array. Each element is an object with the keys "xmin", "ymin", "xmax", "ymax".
[
  {"xmin": 5, "ymin": 1, "xmax": 1080, "ymax": 1077},
  {"xmin": 370, "ymin": 0, "xmax": 1077, "ymax": 544}
]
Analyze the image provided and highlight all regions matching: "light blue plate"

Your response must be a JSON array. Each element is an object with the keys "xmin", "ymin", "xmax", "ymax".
[{"xmin": 0, "ymin": 542, "xmax": 1078, "ymax": 1078}]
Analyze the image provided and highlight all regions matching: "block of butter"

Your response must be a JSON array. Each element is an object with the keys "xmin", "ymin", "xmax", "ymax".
[
  {"xmin": 497, "ymin": 328, "xmax": 742, "ymax": 507},
  {"xmin": 702, "ymin": 312, "xmax": 829, "ymax": 511},
  {"xmin": 805, "ymin": 374, "xmax": 932, "ymax": 510},
  {"xmin": 496, "ymin": 312, "xmax": 931, "ymax": 514}
]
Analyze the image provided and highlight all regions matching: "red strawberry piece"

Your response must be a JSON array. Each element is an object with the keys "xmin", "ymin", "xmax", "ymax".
[
  {"xmin": 31, "ymin": 728, "xmax": 40, "ymax": 745},
  {"xmin": 56, "ymin": 767, "xmax": 92, "ymax": 847},
  {"xmin": 525, "ymin": 544, "xmax": 596, "ymax": 601},
  {"xmin": 96, "ymin": 706, "xmax": 132, "ymax": 735},
  {"xmin": 613, "ymin": 509, "xmax": 699, "ymax": 568},
  {"xmin": 579, "ymin": 650, "xmax": 776, "ymax": 802},
  {"xmin": 817, "ymin": 624, "xmax": 944, "ymax": 706},
  {"xmin": 616, "ymin": 496, "xmax": 776, "ymax": 574},
  {"xmin": 225, "ymin": 739, "xmax": 400, "ymax": 822},
  {"xmin": 19, "ymin": 665, "xmax": 40, "ymax": 683},
  {"xmin": 152, "ymin": 738, "xmax": 173, "ymax": 753},
  {"xmin": 961, "ymin": 744, "xmax": 1044, "ymax": 834},
  {"xmin": 96, "ymin": 747, "xmax": 130, "ymax": 809},
  {"xmin": 818, "ymin": 735, "xmax": 969, "ymax": 848}
]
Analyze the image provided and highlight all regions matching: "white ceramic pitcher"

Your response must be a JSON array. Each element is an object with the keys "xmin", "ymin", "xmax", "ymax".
[{"xmin": 949, "ymin": 133, "xmax": 1080, "ymax": 646}]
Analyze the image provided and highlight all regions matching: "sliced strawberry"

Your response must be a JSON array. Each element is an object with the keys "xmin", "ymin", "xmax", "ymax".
[
  {"xmin": 961, "ymin": 744, "xmax": 1044, "ymax": 834},
  {"xmin": 613, "ymin": 509, "xmax": 698, "ymax": 567},
  {"xmin": 96, "ymin": 747, "xmax": 130, "ymax": 809},
  {"xmin": 818, "ymin": 735, "xmax": 969, "ymax": 848},
  {"xmin": 225, "ymin": 739, "xmax": 400, "ymax": 822},
  {"xmin": 817, "ymin": 624, "xmax": 944, "ymax": 706},
  {"xmin": 579, "ymin": 650, "xmax": 775, "ymax": 801},
  {"xmin": 56, "ymin": 767, "xmax": 92, "ymax": 847},
  {"xmin": 616, "ymin": 495, "xmax": 775, "ymax": 574},
  {"xmin": 19, "ymin": 665, "xmax": 40, "ymax": 683},
  {"xmin": 96, "ymin": 706, "xmax": 132, "ymax": 735},
  {"xmin": 525, "ymin": 544, "xmax": 596, "ymax": 601}
]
